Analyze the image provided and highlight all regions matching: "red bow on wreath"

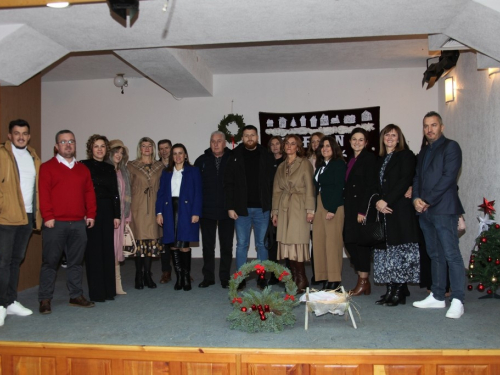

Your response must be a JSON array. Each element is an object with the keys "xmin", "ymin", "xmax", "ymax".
[
  {"xmin": 233, "ymin": 271, "xmax": 243, "ymax": 280},
  {"xmin": 254, "ymin": 264, "xmax": 265, "ymax": 274},
  {"xmin": 284, "ymin": 294, "xmax": 295, "ymax": 301},
  {"xmin": 278, "ymin": 271, "xmax": 290, "ymax": 281},
  {"xmin": 232, "ymin": 297, "xmax": 242, "ymax": 304}
]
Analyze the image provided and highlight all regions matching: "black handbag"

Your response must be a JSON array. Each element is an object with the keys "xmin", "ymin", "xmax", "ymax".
[
  {"xmin": 264, "ymin": 220, "xmax": 276, "ymax": 250},
  {"xmin": 358, "ymin": 194, "xmax": 386, "ymax": 247}
]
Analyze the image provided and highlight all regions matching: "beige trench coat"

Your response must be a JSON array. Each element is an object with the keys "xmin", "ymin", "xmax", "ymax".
[
  {"xmin": 272, "ymin": 157, "xmax": 315, "ymax": 245},
  {"xmin": 127, "ymin": 160, "xmax": 164, "ymax": 240}
]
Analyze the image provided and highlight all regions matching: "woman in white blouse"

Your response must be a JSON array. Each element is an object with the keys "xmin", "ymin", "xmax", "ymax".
[{"xmin": 156, "ymin": 144, "xmax": 202, "ymax": 291}]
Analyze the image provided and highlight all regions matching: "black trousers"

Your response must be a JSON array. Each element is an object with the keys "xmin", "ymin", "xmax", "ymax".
[
  {"xmin": 85, "ymin": 199, "xmax": 116, "ymax": 301},
  {"xmin": 39, "ymin": 219, "xmax": 87, "ymax": 300},
  {"xmin": 200, "ymin": 217, "xmax": 234, "ymax": 282},
  {"xmin": 344, "ymin": 242, "xmax": 372, "ymax": 273},
  {"xmin": 0, "ymin": 213, "xmax": 33, "ymax": 307}
]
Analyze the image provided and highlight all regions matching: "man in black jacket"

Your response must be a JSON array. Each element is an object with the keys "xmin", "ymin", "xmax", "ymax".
[
  {"xmin": 224, "ymin": 125, "xmax": 274, "ymax": 289},
  {"xmin": 194, "ymin": 131, "xmax": 234, "ymax": 289}
]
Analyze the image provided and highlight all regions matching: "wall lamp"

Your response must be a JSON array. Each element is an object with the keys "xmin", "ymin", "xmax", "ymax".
[
  {"xmin": 445, "ymin": 76, "xmax": 454, "ymax": 103},
  {"xmin": 114, "ymin": 74, "xmax": 128, "ymax": 94},
  {"xmin": 489, "ymin": 68, "xmax": 500, "ymax": 77}
]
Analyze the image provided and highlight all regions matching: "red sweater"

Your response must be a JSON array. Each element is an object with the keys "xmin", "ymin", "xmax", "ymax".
[{"xmin": 39, "ymin": 157, "xmax": 97, "ymax": 222}]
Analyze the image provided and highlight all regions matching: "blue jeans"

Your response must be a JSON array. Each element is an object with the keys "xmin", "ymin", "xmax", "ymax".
[
  {"xmin": 234, "ymin": 209, "xmax": 269, "ymax": 270},
  {"xmin": 419, "ymin": 212, "xmax": 465, "ymax": 302},
  {"xmin": 0, "ymin": 213, "xmax": 33, "ymax": 307}
]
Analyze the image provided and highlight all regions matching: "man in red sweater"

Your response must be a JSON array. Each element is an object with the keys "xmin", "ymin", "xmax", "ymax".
[{"xmin": 38, "ymin": 130, "xmax": 97, "ymax": 314}]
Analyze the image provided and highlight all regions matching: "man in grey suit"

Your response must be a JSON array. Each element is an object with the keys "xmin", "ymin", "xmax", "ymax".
[{"xmin": 412, "ymin": 111, "xmax": 465, "ymax": 319}]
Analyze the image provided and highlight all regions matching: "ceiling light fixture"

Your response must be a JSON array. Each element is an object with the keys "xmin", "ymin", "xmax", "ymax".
[
  {"xmin": 46, "ymin": 2, "xmax": 70, "ymax": 8},
  {"xmin": 108, "ymin": 0, "xmax": 139, "ymax": 25},
  {"xmin": 114, "ymin": 74, "xmax": 128, "ymax": 94}
]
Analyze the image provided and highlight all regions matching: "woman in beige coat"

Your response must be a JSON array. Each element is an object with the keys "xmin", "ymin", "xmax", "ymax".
[
  {"xmin": 127, "ymin": 137, "xmax": 164, "ymax": 290},
  {"xmin": 272, "ymin": 134, "xmax": 315, "ymax": 292}
]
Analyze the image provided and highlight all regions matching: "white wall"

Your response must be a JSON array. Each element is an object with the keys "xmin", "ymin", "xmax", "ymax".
[
  {"xmin": 42, "ymin": 67, "xmax": 438, "ymax": 257},
  {"xmin": 438, "ymin": 51, "xmax": 500, "ymax": 263}
]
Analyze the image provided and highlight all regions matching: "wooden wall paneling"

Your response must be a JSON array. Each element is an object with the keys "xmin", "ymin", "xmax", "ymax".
[
  {"xmin": 67, "ymin": 357, "xmax": 112, "ymax": 375},
  {"xmin": 245, "ymin": 363, "xmax": 308, "ymax": 375},
  {"xmin": 0, "ymin": 74, "xmax": 43, "ymax": 291},
  {"xmin": 436, "ymin": 365, "xmax": 489, "ymax": 375},
  {"xmin": 12, "ymin": 355, "xmax": 56, "ymax": 375},
  {"xmin": 182, "ymin": 362, "xmax": 232, "ymax": 375},
  {"xmin": 122, "ymin": 360, "xmax": 170, "ymax": 375},
  {"xmin": 373, "ymin": 364, "xmax": 423, "ymax": 375},
  {"xmin": 1, "ymin": 343, "xmax": 500, "ymax": 375}
]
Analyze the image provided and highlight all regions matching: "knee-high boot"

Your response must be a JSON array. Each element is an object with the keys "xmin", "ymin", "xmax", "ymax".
[
  {"xmin": 181, "ymin": 249, "xmax": 192, "ymax": 291},
  {"xmin": 143, "ymin": 257, "xmax": 157, "ymax": 289},
  {"xmin": 294, "ymin": 261, "xmax": 309, "ymax": 293},
  {"xmin": 134, "ymin": 256, "xmax": 144, "ymax": 290},
  {"xmin": 171, "ymin": 250, "xmax": 183, "ymax": 290},
  {"xmin": 116, "ymin": 264, "xmax": 126, "ymax": 295}
]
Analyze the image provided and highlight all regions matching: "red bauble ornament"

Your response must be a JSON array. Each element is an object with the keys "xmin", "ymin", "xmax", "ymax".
[
  {"xmin": 467, "ymin": 285, "xmax": 473, "ymax": 290},
  {"xmin": 488, "ymin": 257, "xmax": 492, "ymax": 262},
  {"xmin": 260, "ymin": 315, "xmax": 266, "ymax": 321},
  {"xmin": 495, "ymin": 259, "xmax": 500, "ymax": 265},
  {"xmin": 259, "ymin": 274, "xmax": 264, "ymax": 280},
  {"xmin": 258, "ymin": 304, "xmax": 263, "ymax": 311},
  {"xmin": 264, "ymin": 304, "xmax": 270, "ymax": 312},
  {"xmin": 241, "ymin": 307, "xmax": 247, "ymax": 312},
  {"xmin": 481, "ymin": 237, "xmax": 488, "ymax": 243},
  {"xmin": 487, "ymin": 289, "xmax": 493, "ymax": 295},
  {"xmin": 496, "ymin": 224, "xmax": 500, "ymax": 229},
  {"xmin": 470, "ymin": 259, "xmax": 475, "ymax": 264},
  {"xmin": 251, "ymin": 304, "xmax": 257, "ymax": 310},
  {"xmin": 478, "ymin": 283, "xmax": 485, "ymax": 292}
]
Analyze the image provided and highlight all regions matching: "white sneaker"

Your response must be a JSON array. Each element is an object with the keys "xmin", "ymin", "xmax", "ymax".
[
  {"xmin": 0, "ymin": 306, "xmax": 6, "ymax": 327},
  {"xmin": 6, "ymin": 301, "xmax": 33, "ymax": 316},
  {"xmin": 446, "ymin": 298, "xmax": 464, "ymax": 319},
  {"xmin": 413, "ymin": 293, "xmax": 446, "ymax": 309}
]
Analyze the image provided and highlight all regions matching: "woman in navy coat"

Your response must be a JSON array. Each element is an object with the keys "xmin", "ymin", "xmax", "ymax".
[{"xmin": 156, "ymin": 144, "xmax": 202, "ymax": 291}]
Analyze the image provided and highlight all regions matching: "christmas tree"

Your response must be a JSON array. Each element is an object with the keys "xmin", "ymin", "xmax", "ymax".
[{"xmin": 468, "ymin": 198, "xmax": 500, "ymax": 297}]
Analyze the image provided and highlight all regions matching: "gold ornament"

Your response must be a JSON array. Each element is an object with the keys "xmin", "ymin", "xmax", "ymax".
[
  {"xmin": 469, "ymin": 264, "xmax": 474, "ymax": 269},
  {"xmin": 492, "ymin": 276, "xmax": 497, "ymax": 283}
]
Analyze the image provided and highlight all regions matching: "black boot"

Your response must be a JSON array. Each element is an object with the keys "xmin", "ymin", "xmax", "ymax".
[
  {"xmin": 181, "ymin": 249, "xmax": 192, "ymax": 291},
  {"xmin": 171, "ymin": 250, "xmax": 183, "ymax": 290},
  {"xmin": 323, "ymin": 281, "xmax": 340, "ymax": 290},
  {"xmin": 401, "ymin": 282, "xmax": 410, "ymax": 297},
  {"xmin": 134, "ymin": 256, "xmax": 144, "ymax": 290},
  {"xmin": 257, "ymin": 272, "xmax": 268, "ymax": 290},
  {"xmin": 385, "ymin": 283, "xmax": 407, "ymax": 306},
  {"xmin": 143, "ymin": 257, "xmax": 157, "ymax": 289},
  {"xmin": 375, "ymin": 282, "xmax": 394, "ymax": 305}
]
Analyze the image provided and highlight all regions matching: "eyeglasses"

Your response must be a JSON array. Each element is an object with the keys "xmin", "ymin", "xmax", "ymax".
[{"xmin": 58, "ymin": 140, "xmax": 75, "ymax": 145}]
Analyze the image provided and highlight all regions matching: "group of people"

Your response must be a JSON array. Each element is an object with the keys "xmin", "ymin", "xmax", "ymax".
[{"xmin": 0, "ymin": 110, "xmax": 466, "ymax": 328}]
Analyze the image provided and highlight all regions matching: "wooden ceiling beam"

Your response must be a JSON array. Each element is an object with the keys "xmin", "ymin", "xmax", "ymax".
[{"xmin": 0, "ymin": 0, "xmax": 105, "ymax": 9}]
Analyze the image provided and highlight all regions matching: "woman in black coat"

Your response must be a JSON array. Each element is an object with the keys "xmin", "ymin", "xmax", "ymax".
[
  {"xmin": 343, "ymin": 128, "xmax": 378, "ymax": 296},
  {"xmin": 373, "ymin": 124, "xmax": 420, "ymax": 307}
]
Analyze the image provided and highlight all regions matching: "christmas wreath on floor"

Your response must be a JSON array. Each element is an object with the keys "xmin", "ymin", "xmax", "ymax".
[
  {"xmin": 227, "ymin": 260, "xmax": 299, "ymax": 333},
  {"xmin": 218, "ymin": 113, "xmax": 245, "ymax": 144}
]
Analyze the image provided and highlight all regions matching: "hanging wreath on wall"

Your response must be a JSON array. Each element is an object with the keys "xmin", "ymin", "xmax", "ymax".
[
  {"xmin": 227, "ymin": 260, "xmax": 299, "ymax": 333},
  {"xmin": 218, "ymin": 114, "xmax": 245, "ymax": 145}
]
